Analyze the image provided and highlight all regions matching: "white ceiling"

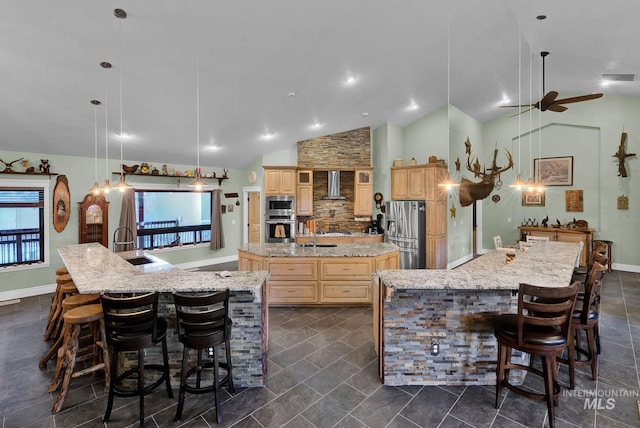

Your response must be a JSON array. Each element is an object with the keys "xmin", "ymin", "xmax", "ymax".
[{"xmin": 1, "ymin": 0, "xmax": 639, "ymax": 169}]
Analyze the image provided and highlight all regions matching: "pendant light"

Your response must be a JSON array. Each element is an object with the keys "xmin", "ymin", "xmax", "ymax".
[
  {"xmin": 438, "ymin": 27, "xmax": 459, "ymax": 190},
  {"xmin": 112, "ymin": 8, "xmax": 132, "ymax": 193},
  {"xmin": 89, "ymin": 99, "xmax": 102, "ymax": 195},
  {"xmin": 510, "ymin": 2, "xmax": 526, "ymax": 190},
  {"xmin": 100, "ymin": 61, "xmax": 112, "ymax": 194},
  {"xmin": 188, "ymin": 37, "xmax": 207, "ymax": 191}
]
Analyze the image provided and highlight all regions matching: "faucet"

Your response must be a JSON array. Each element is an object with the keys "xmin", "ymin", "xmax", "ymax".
[{"xmin": 312, "ymin": 226, "xmax": 321, "ymax": 247}]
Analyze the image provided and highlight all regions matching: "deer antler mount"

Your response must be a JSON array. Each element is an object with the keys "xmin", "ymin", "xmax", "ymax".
[{"xmin": 458, "ymin": 138, "xmax": 513, "ymax": 207}]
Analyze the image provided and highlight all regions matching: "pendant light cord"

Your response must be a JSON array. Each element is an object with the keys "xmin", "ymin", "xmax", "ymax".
[
  {"xmin": 94, "ymin": 106, "xmax": 98, "ymax": 183},
  {"xmin": 196, "ymin": 38, "xmax": 200, "ymax": 169}
]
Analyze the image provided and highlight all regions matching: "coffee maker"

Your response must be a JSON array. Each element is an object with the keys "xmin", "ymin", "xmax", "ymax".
[{"xmin": 368, "ymin": 213, "xmax": 384, "ymax": 234}]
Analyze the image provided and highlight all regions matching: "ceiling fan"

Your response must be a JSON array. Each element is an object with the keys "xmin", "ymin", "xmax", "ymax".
[{"xmin": 500, "ymin": 51, "xmax": 603, "ymax": 116}]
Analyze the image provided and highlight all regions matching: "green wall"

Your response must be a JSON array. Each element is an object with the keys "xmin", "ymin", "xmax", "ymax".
[{"xmin": 0, "ymin": 149, "xmax": 246, "ymax": 297}]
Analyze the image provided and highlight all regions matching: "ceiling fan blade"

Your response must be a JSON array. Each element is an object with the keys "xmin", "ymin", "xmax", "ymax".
[
  {"xmin": 538, "ymin": 91, "xmax": 559, "ymax": 111},
  {"xmin": 554, "ymin": 93, "xmax": 603, "ymax": 105},
  {"xmin": 508, "ymin": 107, "xmax": 534, "ymax": 118},
  {"xmin": 499, "ymin": 103, "xmax": 534, "ymax": 108},
  {"xmin": 547, "ymin": 103, "xmax": 568, "ymax": 112}
]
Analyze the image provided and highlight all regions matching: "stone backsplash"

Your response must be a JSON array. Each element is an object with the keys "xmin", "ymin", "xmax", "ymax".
[{"xmin": 297, "ymin": 127, "xmax": 371, "ymax": 168}]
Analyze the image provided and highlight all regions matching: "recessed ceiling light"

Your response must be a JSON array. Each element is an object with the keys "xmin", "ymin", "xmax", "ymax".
[
  {"xmin": 205, "ymin": 144, "xmax": 221, "ymax": 152},
  {"xmin": 344, "ymin": 75, "xmax": 357, "ymax": 86},
  {"xmin": 310, "ymin": 122, "xmax": 322, "ymax": 130},
  {"xmin": 600, "ymin": 80, "xmax": 611, "ymax": 87},
  {"xmin": 288, "ymin": 92, "xmax": 296, "ymax": 97},
  {"xmin": 361, "ymin": 112, "xmax": 369, "ymax": 117},
  {"xmin": 262, "ymin": 132, "xmax": 276, "ymax": 140},
  {"xmin": 407, "ymin": 101, "xmax": 419, "ymax": 111}
]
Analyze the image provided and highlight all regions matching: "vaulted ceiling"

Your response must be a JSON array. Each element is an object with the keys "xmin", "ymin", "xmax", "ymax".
[{"xmin": 1, "ymin": 0, "xmax": 639, "ymax": 169}]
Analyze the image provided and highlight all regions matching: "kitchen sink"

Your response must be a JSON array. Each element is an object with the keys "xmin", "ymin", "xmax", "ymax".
[
  {"xmin": 126, "ymin": 256, "xmax": 155, "ymax": 265},
  {"xmin": 299, "ymin": 243, "xmax": 338, "ymax": 248}
]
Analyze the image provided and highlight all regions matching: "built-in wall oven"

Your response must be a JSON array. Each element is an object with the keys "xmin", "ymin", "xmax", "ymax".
[{"xmin": 265, "ymin": 196, "xmax": 295, "ymax": 243}]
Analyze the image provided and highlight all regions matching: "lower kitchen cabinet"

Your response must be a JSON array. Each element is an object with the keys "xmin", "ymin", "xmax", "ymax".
[
  {"xmin": 269, "ymin": 281, "xmax": 317, "ymax": 304},
  {"xmin": 321, "ymin": 281, "xmax": 371, "ymax": 303}
]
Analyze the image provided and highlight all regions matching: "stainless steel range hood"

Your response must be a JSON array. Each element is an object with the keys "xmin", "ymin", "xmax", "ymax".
[{"xmin": 322, "ymin": 170, "xmax": 346, "ymax": 200}]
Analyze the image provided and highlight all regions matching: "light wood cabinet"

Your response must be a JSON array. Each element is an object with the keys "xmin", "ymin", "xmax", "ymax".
[
  {"xmin": 354, "ymin": 168, "xmax": 373, "ymax": 216},
  {"xmin": 238, "ymin": 250, "xmax": 399, "ymax": 306},
  {"xmin": 518, "ymin": 226, "xmax": 594, "ymax": 266},
  {"xmin": 390, "ymin": 163, "xmax": 448, "ymax": 268},
  {"xmin": 296, "ymin": 170, "xmax": 313, "ymax": 216},
  {"xmin": 263, "ymin": 166, "xmax": 296, "ymax": 195},
  {"xmin": 78, "ymin": 193, "xmax": 109, "ymax": 248},
  {"xmin": 391, "ymin": 166, "xmax": 426, "ymax": 200}
]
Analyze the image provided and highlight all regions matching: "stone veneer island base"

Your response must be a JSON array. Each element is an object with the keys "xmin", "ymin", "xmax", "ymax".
[
  {"xmin": 58, "ymin": 243, "xmax": 269, "ymax": 387},
  {"xmin": 374, "ymin": 241, "xmax": 580, "ymax": 386}
]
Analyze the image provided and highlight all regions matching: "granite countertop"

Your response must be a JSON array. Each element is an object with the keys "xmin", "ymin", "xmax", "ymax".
[
  {"xmin": 296, "ymin": 232, "xmax": 384, "ymax": 238},
  {"xmin": 376, "ymin": 241, "xmax": 579, "ymax": 290},
  {"xmin": 58, "ymin": 243, "xmax": 268, "ymax": 300},
  {"xmin": 238, "ymin": 242, "xmax": 399, "ymax": 258}
]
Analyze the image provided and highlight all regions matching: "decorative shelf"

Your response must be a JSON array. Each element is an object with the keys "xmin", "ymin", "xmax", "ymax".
[
  {"xmin": 112, "ymin": 172, "xmax": 229, "ymax": 186},
  {"xmin": 0, "ymin": 171, "xmax": 59, "ymax": 178}
]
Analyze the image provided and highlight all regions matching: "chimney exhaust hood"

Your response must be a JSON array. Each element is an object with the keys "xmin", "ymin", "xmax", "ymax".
[{"xmin": 322, "ymin": 170, "xmax": 346, "ymax": 200}]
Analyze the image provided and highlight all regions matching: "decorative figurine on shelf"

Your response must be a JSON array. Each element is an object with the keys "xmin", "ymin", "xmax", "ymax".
[
  {"xmin": 39, "ymin": 159, "xmax": 50, "ymax": 174},
  {"xmin": 555, "ymin": 219, "xmax": 562, "ymax": 228},
  {"xmin": 140, "ymin": 162, "xmax": 150, "ymax": 174},
  {"xmin": 169, "ymin": 168, "xmax": 175, "ymax": 176},
  {"xmin": 21, "ymin": 159, "xmax": 29, "ymax": 169},
  {"xmin": 162, "ymin": 164, "xmax": 168, "ymax": 175},
  {"xmin": 222, "ymin": 169, "xmax": 229, "ymax": 179},
  {"xmin": 541, "ymin": 215, "xmax": 549, "ymax": 228},
  {"xmin": 1, "ymin": 157, "xmax": 24, "ymax": 173},
  {"xmin": 25, "ymin": 166, "xmax": 35, "ymax": 174},
  {"xmin": 212, "ymin": 171, "xmax": 216, "ymax": 178},
  {"xmin": 613, "ymin": 131, "xmax": 636, "ymax": 177},
  {"xmin": 151, "ymin": 166, "xmax": 159, "ymax": 175}
]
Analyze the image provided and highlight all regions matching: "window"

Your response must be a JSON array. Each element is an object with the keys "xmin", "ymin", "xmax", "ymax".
[
  {"xmin": 134, "ymin": 190, "xmax": 212, "ymax": 249},
  {"xmin": 0, "ymin": 180, "xmax": 50, "ymax": 268}
]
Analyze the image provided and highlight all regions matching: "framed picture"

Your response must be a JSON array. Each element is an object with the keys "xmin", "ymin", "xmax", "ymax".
[
  {"xmin": 53, "ymin": 175, "xmax": 71, "ymax": 232},
  {"xmin": 534, "ymin": 156, "xmax": 573, "ymax": 186},
  {"xmin": 522, "ymin": 191, "xmax": 545, "ymax": 207},
  {"xmin": 565, "ymin": 189, "xmax": 584, "ymax": 212}
]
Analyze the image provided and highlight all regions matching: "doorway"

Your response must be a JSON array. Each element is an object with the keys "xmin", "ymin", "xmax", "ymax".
[{"xmin": 243, "ymin": 186, "xmax": 262, "ymax": 243}]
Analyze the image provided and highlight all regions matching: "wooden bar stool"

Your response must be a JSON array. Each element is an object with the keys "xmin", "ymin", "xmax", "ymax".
[
  {"xmin": 39, "ymin": 293, "xmax": 101, "ymax": 368},
  {"xmin": 44, "ymin": 277, "xmax": 78, "ymax": 341},
  {"xmin": 594, "ymin": 240, "xmax": 613, "ymax": 272},
  {"xmin": 49, "ymin": 303, "xmax": 110, "ymax": 414},
  {"xmin": 55, "ymin": 266, "xmax": 69, "ymax": 276}
]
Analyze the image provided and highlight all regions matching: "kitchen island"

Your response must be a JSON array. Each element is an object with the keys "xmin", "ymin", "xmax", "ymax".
[
  {"xmin": 238, "ymin": 242, "xmax": 399, "ymax": 305},
  {"xmin": 374, "ymin": 241, "xmax": 580, "ymax": 386},
  {"xmin": 58, "ymin": 243, "xmax": 268, "ymax": 387}
]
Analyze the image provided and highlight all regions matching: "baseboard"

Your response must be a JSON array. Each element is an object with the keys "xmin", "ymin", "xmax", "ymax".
[
  {"xmin": 613, "ymin": 263, "xmax": 640, "ymax": 273},
  {"xmin": 0, "ymin": 283, "xmax": 56, "ymax": 302}
]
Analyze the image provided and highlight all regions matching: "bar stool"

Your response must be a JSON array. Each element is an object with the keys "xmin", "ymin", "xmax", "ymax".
[
  {"xmin": 173, "ymin": 290, "xmax": 235, "ymax": 423},
  {"xmin": 49, "ymin": 303, "xmax": 110, "ymax": 413},
  {"xmin": 44, "ymin": 277, "xmax": 78, "ymax": 341},
  {"xmin": 55, "ymin": 266, "xmax": 68, "ymax": 276},
  {"xmin": 39, "ymin": 293, "xmax": 101, "ymax": 368},
  {"xmin": 594, "ymin": 240, "xmax": 613, "ymax": 272},
  {"xmin": 494, "ymin": 282, "xmax": 579, "ymax": 428},
  {"xmin": 101, "ymin": 292, "xmax": 173, "ymax": 428}
]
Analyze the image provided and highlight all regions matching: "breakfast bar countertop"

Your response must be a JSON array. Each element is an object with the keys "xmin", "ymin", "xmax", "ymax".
[
  {"xmin": 58, "ymin": 243, "xmax": 268, "ymax": 299},
  {"xmin": 376, "ymin": 241, "xmax": 580, "ymax": 290},
  {"xmin": 238, "ymin": 242, "xmax": 399, "ymax": 258}
]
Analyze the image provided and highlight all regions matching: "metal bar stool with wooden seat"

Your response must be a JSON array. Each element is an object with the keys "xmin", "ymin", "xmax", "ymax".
[
  {"xmin": 101, "ymin": 292, "xmax": 173, "ymax": 428},
  {"xmin": 493, "ymin": 282, "xmax": 580, "ymax": 428},
  {"xmin": 39, "ymin": 293, "xmax": 101, "ymax": 368},
  {"xmin": 173, "ymin": 290, "xmax": 235, "ymax": 423},
  {"xmin": 49, "ymin": 303, "xmax": 110, "ymax": 413}
]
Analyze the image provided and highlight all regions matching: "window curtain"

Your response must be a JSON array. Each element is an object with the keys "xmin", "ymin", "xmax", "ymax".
[
  {"xmin": 210, "ymin": 188, "xmax": 224, "ymax": 250},
  {"xmin": 116, "ymin": 188, "xmax": 137, "ymax": 252}
]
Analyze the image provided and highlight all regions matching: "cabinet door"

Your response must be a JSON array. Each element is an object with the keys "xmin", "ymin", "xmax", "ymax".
[
  {"xmin": 354, "ymin": 184, "xmax": 373, "ymax": 215},
  {"xmin": 296, "ymin": 170, "xmax": 313, "ymax": 216},
  {"xmin": 280, "ymin": 170, "xmax": 296, "ymax": 194},
  {"xmin": 320, "ymin": 281, "xmax": 372, "ymax": 303},
  {"xmin": 391, "ymin": 169, "xmax": 408, "ymax": 200},
  {"xmin": 557, "ymin": 232, "xmax": 588, "ymax": 266},
  {"xmin": 407, "ymin": 168, "xmax": 426, "ymax": 199},
  {"xmin": 264, "ymin": 170, "xmax": 282, "ymax": 194}
]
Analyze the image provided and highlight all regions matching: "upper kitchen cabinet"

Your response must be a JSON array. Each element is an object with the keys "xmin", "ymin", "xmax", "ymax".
[
  {"xmin": 354, "ymin": 168, "xmax": 373, "ymax": 216},
  {"xmin": 296, "ymin": 169, "xmax": 313, "ymax": 216},
  {"xmin": 263, "ymin": 166, "xmax": 296, "ymax": 195},
  {"xmin": 391, "ymin": 166, "xmax": 426, "ymax": 200}
]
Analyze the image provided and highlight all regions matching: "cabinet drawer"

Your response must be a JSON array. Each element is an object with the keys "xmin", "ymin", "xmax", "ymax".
[
  {"xmin": 321, "ymin": 281, "xmax": 371, "ymax": 303},
  {"xmin": 320, "ymin": 259, "xmax": 372, "ymax": 280},
  {"xmin": 269, "ymin": 282, "xmax": 317, "ymax": 303},
  {"xmin": 268, "ymin": 260, "xmax": 317, "ymax": 280}
]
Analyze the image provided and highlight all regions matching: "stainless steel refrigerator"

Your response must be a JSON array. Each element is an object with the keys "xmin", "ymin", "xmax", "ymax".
[{"xmin": 385, "ymin": 201, "xmax": 426, "ymax": 269}]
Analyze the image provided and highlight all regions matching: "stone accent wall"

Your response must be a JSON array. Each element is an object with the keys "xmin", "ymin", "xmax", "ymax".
[
  {"xmin": 382, "ymin": 288, "xmax": 524, "ymax": 386},
  {"xmin": 297, "ymin": 127, "xmax": 371, "ymax": 168}
]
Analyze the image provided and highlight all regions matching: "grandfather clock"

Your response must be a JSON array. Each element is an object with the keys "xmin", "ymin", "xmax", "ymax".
[{"xmin": 78, "ymin": 193, "xmax": 109, "ymax": 247}]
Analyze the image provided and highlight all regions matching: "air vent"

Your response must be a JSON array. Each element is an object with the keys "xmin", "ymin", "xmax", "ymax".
[{"xmin": 602, "ymin": 73, "xmax": 636, "ymax": 82}]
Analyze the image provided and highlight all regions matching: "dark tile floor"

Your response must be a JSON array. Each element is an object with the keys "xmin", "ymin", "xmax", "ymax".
[{"xmin": 1, "ymin": 269, "xmax": 639, "ymax": 427}]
